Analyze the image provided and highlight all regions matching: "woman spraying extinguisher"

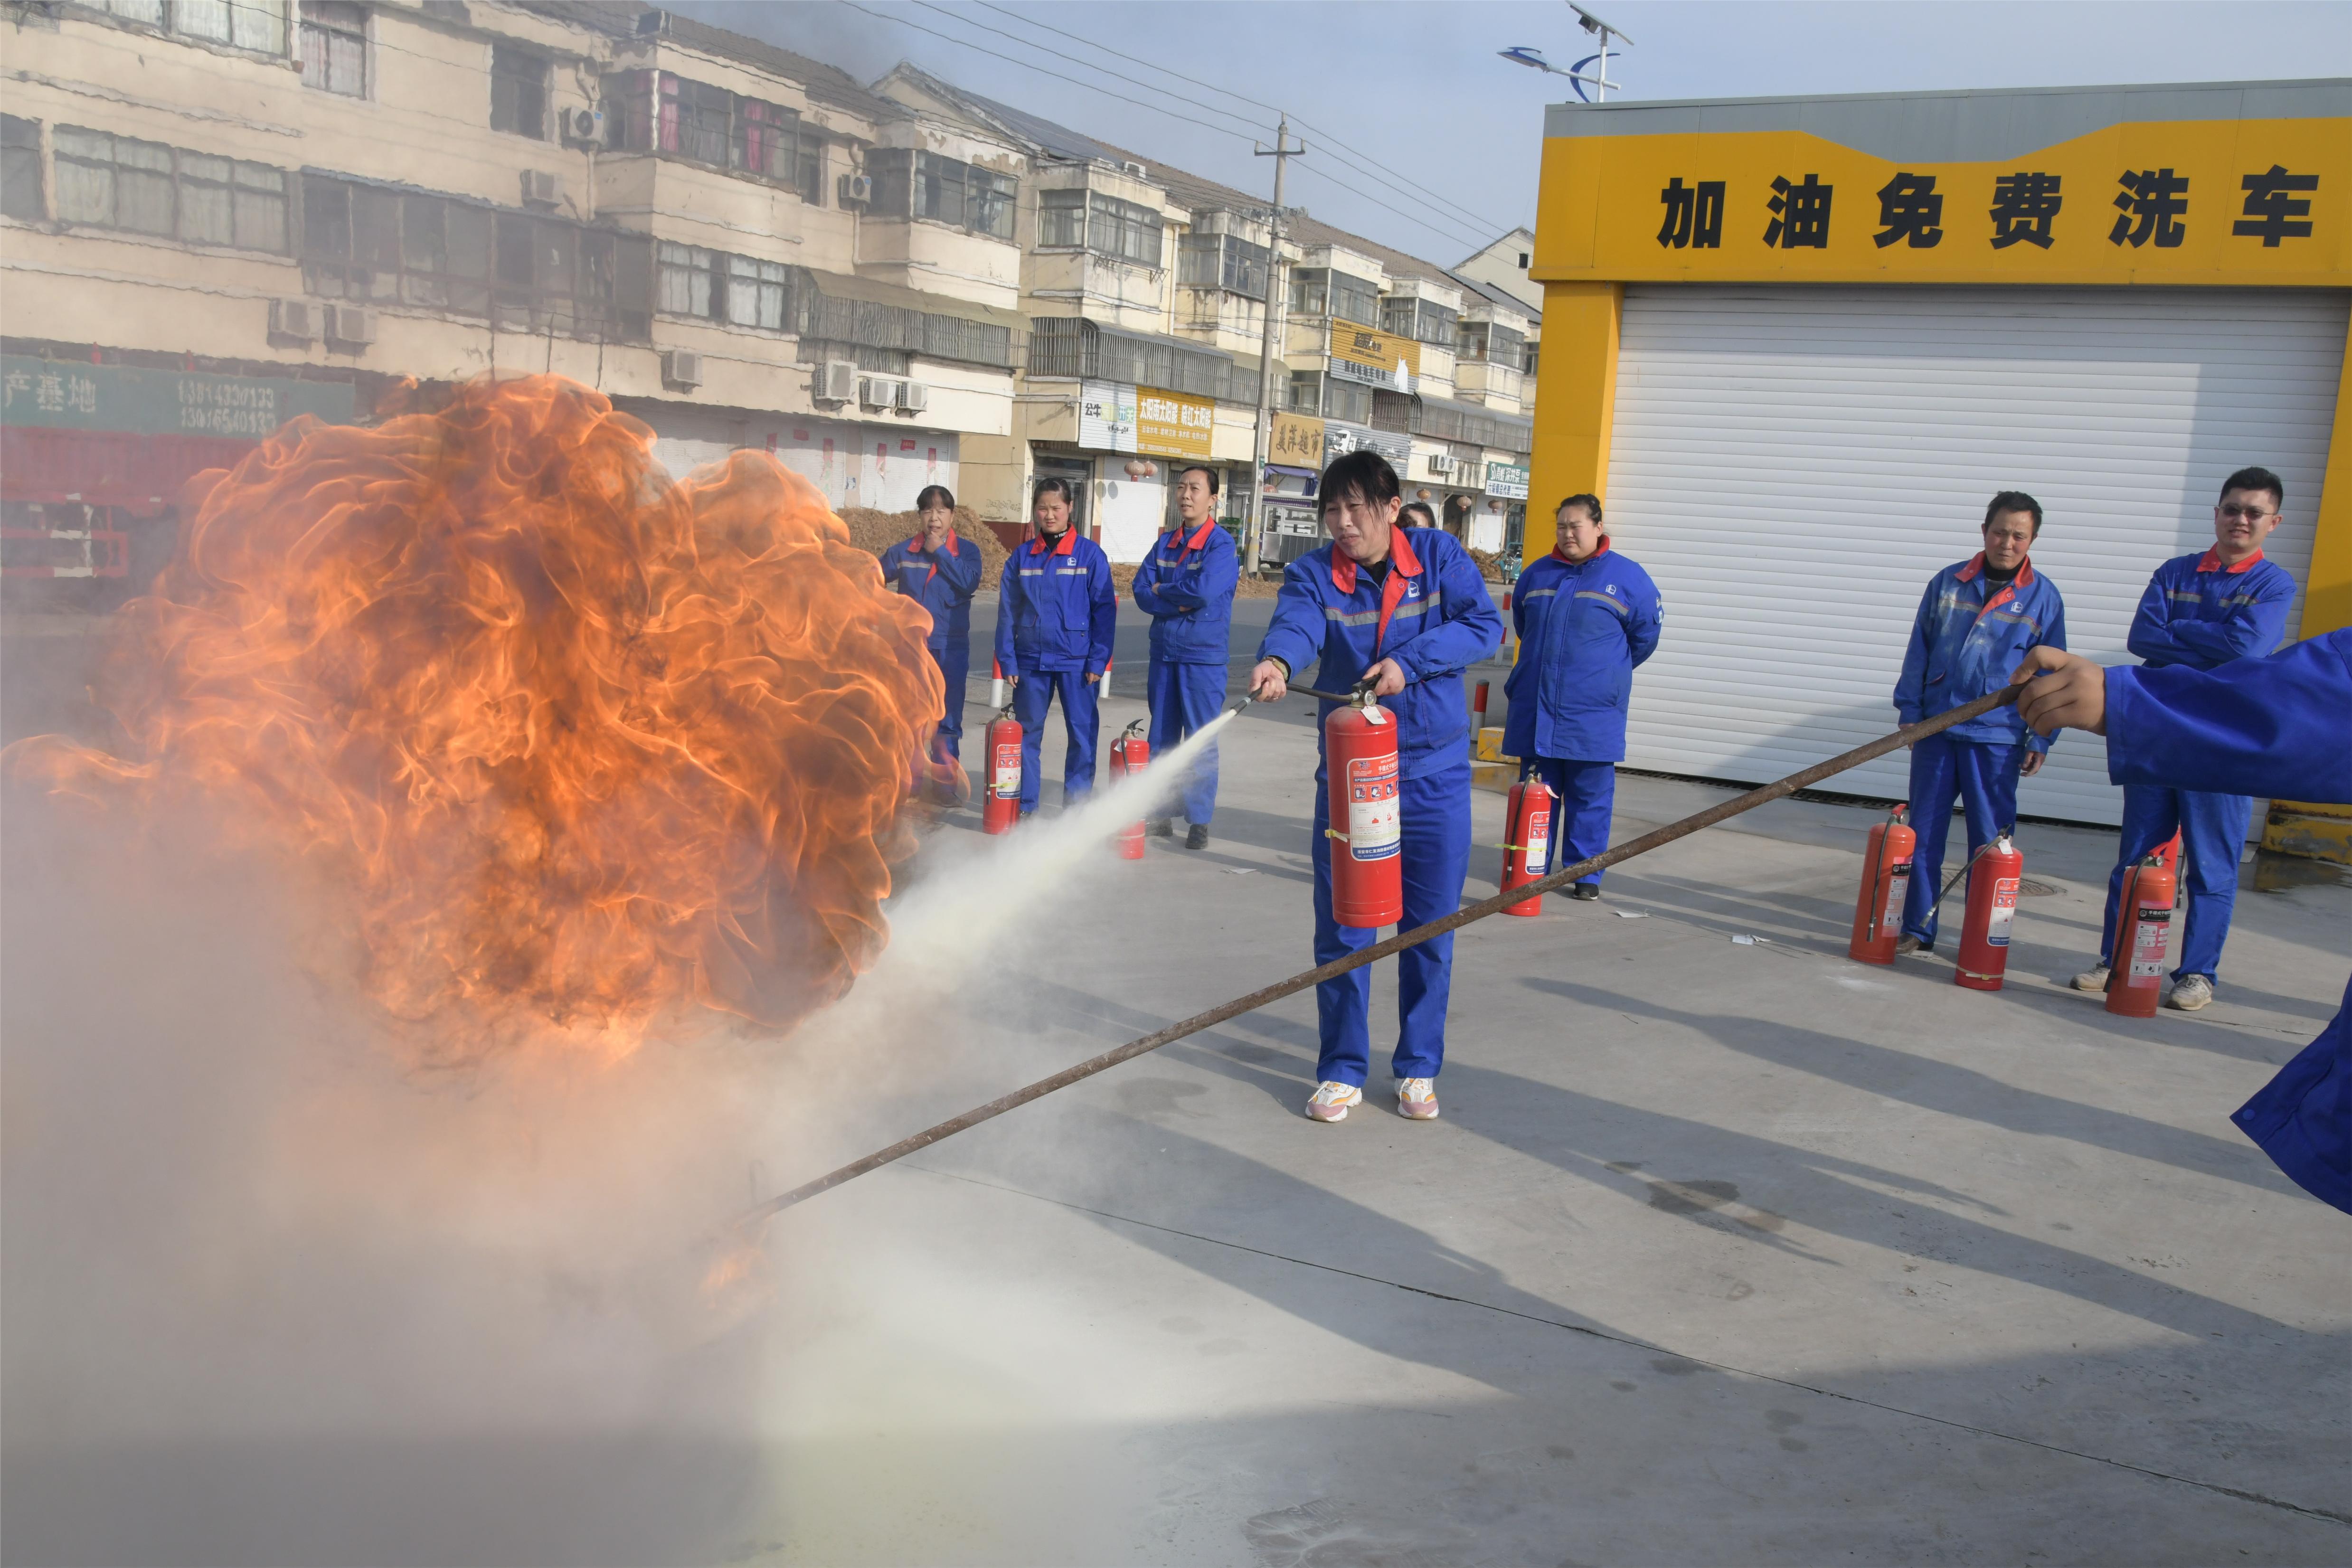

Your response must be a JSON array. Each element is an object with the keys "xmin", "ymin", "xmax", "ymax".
[{"xmin": 1248, "ymin": 451, "xmax": 1503, "ymax": 1124}]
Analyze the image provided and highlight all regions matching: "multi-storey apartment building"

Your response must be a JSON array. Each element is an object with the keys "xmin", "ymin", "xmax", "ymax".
[
  {"xmin": 874, "ymin": 67, "xmax": 1536, "ymax": 567},
  {"xmin": 1, "ymin": 0, "xmax": 1538, "ymax": 605},
  {"xmin": 0, "ymin": 0, "xmax": 1023, "ymax": 612}
]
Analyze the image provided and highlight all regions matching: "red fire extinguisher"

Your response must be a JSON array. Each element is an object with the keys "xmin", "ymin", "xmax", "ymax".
[
  {"xmin": 1952, "ymin": 831, "xmax": 2025, "ymax": 992},
  {"xmin": 1848, "ymin": 804, "xmax": 1915, "ymax": 964},
  {"xmin": 981, "ymin": 662, "xmax": 1022, "ymax": 836},
  {"xmin": 1107, "ymin": 721, "xmax": 1149, "ymax": 860},
  {"xmin": 1500, "ymin": 775, "xmax": 1554, "ymax": 916},
  {"xmin": 2106, "ymin": 853, "xmax": 2177, "ymax": 1018},
  {"xmin": 1324, "ymin": 695, "xmax": 1404, "ymax": 927}
]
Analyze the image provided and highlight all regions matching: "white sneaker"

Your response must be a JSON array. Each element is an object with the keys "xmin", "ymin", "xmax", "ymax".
[
  {"xmin": 1306, "ymin": 1081, "xmax": 1362, "ymax": 1123},
  {"xmin": 2071, "ymin": 963, "xmax": 2111, "ymax": 992},
  {"xmin": 2168, "ymin": 974, "xmax": 2214, "ymax": 1011},
  {"xmin": 1397, "ymin": 1077, "xmax": 1440, "ymax": 1120}
]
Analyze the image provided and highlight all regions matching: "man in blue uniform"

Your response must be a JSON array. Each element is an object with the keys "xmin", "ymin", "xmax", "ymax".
[
  {"xmin": 2012, "ymin": 632, "xmax": 2350, "ymax": 1214},
  {"xmin": 877, "ymin": 484, "xmax": 983, "ymax": 781},
  {"xmin": 1248, "ymin": 450, "xmax": 1502, "ymax": 1124},
  {"xmin": 1132, "ymin": 464, "xmax": 1238, "ymax": 850},
  {"xmin": 1502, "ymin": 493, "xmax": 1662, "ymax": 901},
  {"xmin": 995, "ymin": 477, "xmax": 1117, "ymax": 817},
  {"xmin": 2072, "ymin": 467, "xmax": 2299, "ymax": 1011},
  {"xmin": 1891, "ymin": 492, "xmax": 2068, "ymax": 955}
]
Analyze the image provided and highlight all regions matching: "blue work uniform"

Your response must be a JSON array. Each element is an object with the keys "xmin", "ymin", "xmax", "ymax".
[
  {"xmin": 1131, "ymin": 519, "xmax": 1239, "ymax": 827},
  {"xmin": 995, "ymin": 527, "xmax": 1118, "ymax": 814},
  {"xmin": 2097, "ymin": 547, "xmax": 2298, "ymax": 985},
  {"xmin": 1501, "ymin": 538, "xmax": 1662, "ymax": 888},
  {"xmin": 1891, "ymin": 553, "xmax": 2067, "ymax": 947},
  {"xmin": 2100, "ymin": 630, "xmax": 2352, "ymax": 1212},
  {"xmin": 1256, "ymin": 528, "xmax": 1503, "ymax": 1089},
  {"xmin": 877, "ymin": 531, "xmax": 983, "ymax": 760}
]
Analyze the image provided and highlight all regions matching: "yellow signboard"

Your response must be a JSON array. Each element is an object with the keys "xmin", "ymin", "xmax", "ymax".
[
  {"xmin": 1328, "ymin": 321, "xmax": 1423, "ymax": 383},
  {"xmin": 1269, "ymin": 410, "xmax": 1325, "ymax": 465},
  {"xmin": 1535, "ymin": 118, "xmax": 2349, "ymax": 287},
  {"xmin": 1136, "ymin": 385, "xmax": 1214, "ymax": 461}
]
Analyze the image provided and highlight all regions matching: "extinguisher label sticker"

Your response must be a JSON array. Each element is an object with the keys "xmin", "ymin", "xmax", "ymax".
[
  {"xmin": 992, "ymin": 743, "xmax": 1020, "ymax": 798},
  {"xmin": 1882, "ymin": 862, "xmax": 1910, "ymax": 928},
  {"xmin": 1986, "ymin": 879, "xmax": 2020, "ymax": 947},
  {"xmin": 1525, "ymin": 809, "xmax": 1550, "ymax": 876},
  {"xmin": 1346, "ymin": 754, "xmax": 1402, "ymax": 861},
  {"xmin": 2130, "ymin": 905, "xmax": 2172, "ymax": 976}
]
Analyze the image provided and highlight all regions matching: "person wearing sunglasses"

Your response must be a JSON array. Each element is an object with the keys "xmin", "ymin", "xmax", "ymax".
[{"xmin": 2072, "ymin": 466, "xmax": 2299, "ymax": 1011}]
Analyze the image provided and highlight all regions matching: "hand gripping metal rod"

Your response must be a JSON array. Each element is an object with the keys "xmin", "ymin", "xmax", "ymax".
[{"xmin": 737, "ymin": 684, "xmax": 2024, "ymax": 1227}]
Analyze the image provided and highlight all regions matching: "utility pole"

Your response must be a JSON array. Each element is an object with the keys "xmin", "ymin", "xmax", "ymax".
[{"xmin": 1246, "ymin": 116, "xmax": 1304, "ymax": 576}]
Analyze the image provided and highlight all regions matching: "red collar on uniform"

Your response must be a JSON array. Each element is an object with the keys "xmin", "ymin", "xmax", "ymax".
[
  {"xmin": 1956, "ymin": 551, "xmax": 2035, "ymax": 587},
  {"xmin": 1550, "ymin": 534, "xmax": 1611, "ymax": 566},
  {"xmin": 1029, "ymin": 528, "xmax": 1077, "ymax": 557},
  {"xmin": 1330, "ymin": 525, "xmax": 1423, "ymax": 595},
  {"xmin": 1331, "ymin": 529, "xmax": 1425, "ymax": 652},
  {"xmin": 911, "ymin": 527, "xmax": 961, "ymax": 553},
  {"xmin": 2197, "ymin": 546, "xmax": 2264, "ymax": 574}
]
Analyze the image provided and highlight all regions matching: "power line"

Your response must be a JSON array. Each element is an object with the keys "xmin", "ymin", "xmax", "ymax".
[
  {"xmin": 964, "ymin": 0, "xmax": 1514, "ymax": 241},
  {"xmin": 877, "ymin": 0, "xmax": 1496, "ymax": 254},
  {"xmin": 836, "ymin": 0, "xmax": 1274, "ymax": 147}
]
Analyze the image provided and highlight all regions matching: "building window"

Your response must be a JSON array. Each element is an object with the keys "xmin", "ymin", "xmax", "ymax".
[
  {"xmin": 1039, "ymin": 188, "xmax": 1084, "ymax": 247},
  {"xmin": 868, "ymin": 149, "xmax": 1017, "ymax": 240},
  {"xmin": 654, "ymin": 242, "xmax": 793, "ymax": 332},
  {"xmin": 1, "ymin": 116, "xmax": 41, "ymax": 221},
  {"xmin": 1087, "ymin": 192, "xmax": 1163, "ymax": 267},
  {"xmin": 1290, "ymin": 266, "xmax": 1378, "ymax": 326},
  {"xmin": 1382, "ymin": 296, "xmax": 1458, "ymax": 348},
  {"xmin": 727, "ymin": 254, "xmax": 790, "ymax": 331},
  {"xmin": 299, "ymin": 2, "xmax": 367, "ymax": 96},
  {"xmin": 1456, "ymin": 320, "xmax": 1525, "ymax": 365},
  {"xmin": 53, "ymin": 127, "xmax": 287, "ymax": 251},
  {"xmin": 1179, "ymin": 232, "xmax": 1269, "ymax": 299},
  {"xmin": 491, "ymin": 43, "xmax": 548, "ymax": 139},
  {"xmin": 657, "ymin": 240, "xmax": 720, "ymax": 319},
  {"xmin": 1286, "ymin": 368, "xmax": 1320, "ymax": 415},
  {"xmin": 301, "ymin": 173, "xmax": 651, "ymax": 340},
  {"xmin": 111, "ymin": 0, "xmax": 288, "ymax": 53},
  {"xmin": 603, "ymin": 71, "xmax": 825, "ymax": 204},
  {"xmin": 1523, "ymin": 340, "xmax": 1539, "ymax": 377}
]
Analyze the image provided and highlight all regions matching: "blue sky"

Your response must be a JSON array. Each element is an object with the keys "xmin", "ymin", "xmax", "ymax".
[{"xmin": 673, "ymin": 2, "xmax": 2352, "ymax": 265}]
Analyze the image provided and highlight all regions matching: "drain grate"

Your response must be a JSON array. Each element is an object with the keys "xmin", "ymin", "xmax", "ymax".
[{"xmin": 2018, "ymin": 878, "xmax": 2061, "ymax": 897}]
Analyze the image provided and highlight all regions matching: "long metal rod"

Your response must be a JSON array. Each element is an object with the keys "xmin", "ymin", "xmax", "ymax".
[{"xmin": 738, "ymin": 685, "xmax": 2023, "ymax": 1226}]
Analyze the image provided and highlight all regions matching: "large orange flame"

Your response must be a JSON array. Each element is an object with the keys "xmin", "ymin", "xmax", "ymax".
[{"xmin": 8, "ymin": 376, "xmax": 940, "ymax": 1059}]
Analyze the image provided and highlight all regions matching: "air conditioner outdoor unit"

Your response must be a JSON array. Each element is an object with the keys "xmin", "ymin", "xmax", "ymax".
[
  {"xmin": 520, "ymin": 170, "xmax": 563, "ymax": 208},
  {"xmin": 661, "ymin": 350, "xmax": 703, "ymax": 390},
  {"xmin": 1123, "ymin": 161, "xmax": 1148, "ymax": 178},
  {"xmin": 1426, "ymin": 453, "xmax": 1454, "ymax": 477},
  {"xmin": 895, "ymin": 380, "xmax": 927, "ymax": 413},
  {"xmin": 559, "ymin": 106, "xmax": 604, "ymax": 147},
  {"xmin": 327, "ymin": 305, "xmax": 376, "ymax": 346},
  {"xmin": 858, "ymin": 376, "xmax": 896, "ymax": 408},
  {"xmin": 816, "ymin": 359, "xmax": 857, "ymax": 403},
  {"xmin": 837, "ymin": 171, "xmax": 873, "ymax": 206},
  {"xmin": 269, "ymin": 298, "xmax": 320, "ymax": 342}
]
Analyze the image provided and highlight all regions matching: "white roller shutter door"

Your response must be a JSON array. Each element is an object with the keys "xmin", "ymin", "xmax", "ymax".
[{"xmin": 1606, "ymin": 285, "xmax": 2344, "ymax": 827}]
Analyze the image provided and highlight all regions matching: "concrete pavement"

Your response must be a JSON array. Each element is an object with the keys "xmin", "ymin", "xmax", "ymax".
[{"xmin": 727, "ymin": 652, "xmax": 2352, "ymax": 1565}]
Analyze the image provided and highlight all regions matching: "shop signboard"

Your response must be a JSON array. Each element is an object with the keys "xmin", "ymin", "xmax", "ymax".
[
  {"xmin": 1534, "ymin": 108, "xmax": 2347, "ymax": 288},
  {"xmin": 1323, "ymin": 419, "xmax": 1412, "ymax": 469},
  {"xmin": 1136, "ymin": 385, "xmax": 1214, "ymax": 461},
  {"xmin": 1486, "ymin": 462, "xmax": 1531, "ymax": 501},
  {"xmin": 1327, "ymin": 322, "xmax": 1421, "ymax": 392},
  {"xmin": 1268, "ymin": 409, "xmax": 1325, "ymax": 466},
  {"xmin": 1077, "ymin": 379, "xmax": 1138, "ymax": 453},
  {"xmin": 0, "ymin": 356, "xmax": 354, "ymax": 436}
]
